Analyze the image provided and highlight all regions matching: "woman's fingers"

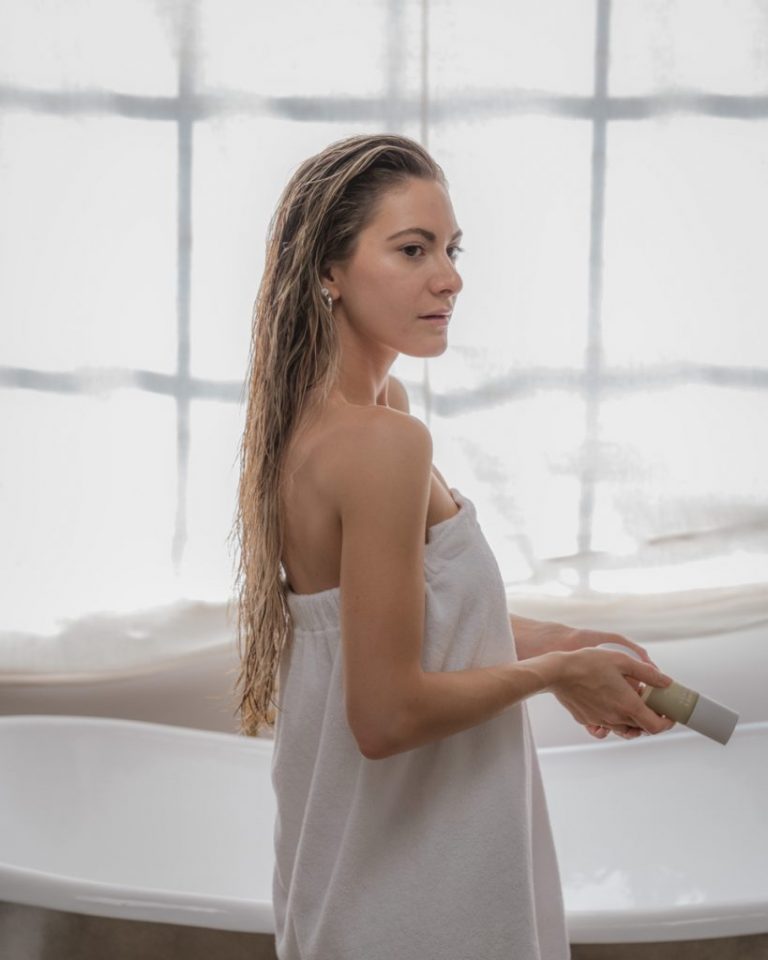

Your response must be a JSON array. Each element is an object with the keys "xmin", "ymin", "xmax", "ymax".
[
  {"xmin": 601, "ymin": 635, "xmax": 656, "ymax": 666},
  {"xmin": 586, "ymin": 722, "xmax": 646, "ymax": 740},
  {"xmin": 587, "ymin": 723, "xmax": 638, "ymax": 739},
  {"xmin": 617, "ymin": 726, "xmax": 643, "ymax": 738},
  {"xmin": 585, "ymin": 724, "xmax": 608, "ymax": 738},
  {"xmin": 620, "ymin": 639, "xmax": 651, "ymax": 662},
  {"xmin": 622, "ymin": 660, "xmax": 676, "ymax": 733},
  {"xmin": 628, "ymin": 659, "xmax": 673, "ymax": 686},
  {"xmin": 555, "ymin": 648, "xmax": 676, "ymax": 736}
]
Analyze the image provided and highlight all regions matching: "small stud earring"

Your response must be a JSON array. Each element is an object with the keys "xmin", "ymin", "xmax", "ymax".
[{"xmin": 320, "ymin": 286, "xmax": 333, "ymax": 309}]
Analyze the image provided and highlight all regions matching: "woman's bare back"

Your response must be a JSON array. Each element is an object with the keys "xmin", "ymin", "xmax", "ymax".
[{"xmin": 280, "ymin": 391, "xmax": 459, "ymax": 596}]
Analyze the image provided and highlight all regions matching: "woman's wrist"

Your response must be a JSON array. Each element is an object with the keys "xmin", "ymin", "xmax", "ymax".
[
  {"xmin": 529, "ymin": 649, "xmax": 570, "ymax": 693},
  {"xmin": 552, "ymin": 624, "xmax": 581, "ymax": 653}
]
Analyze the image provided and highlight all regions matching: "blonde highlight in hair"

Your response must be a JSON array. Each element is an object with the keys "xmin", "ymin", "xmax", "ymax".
[{"xmin": 226, "ymin": 133, "xmax": 446, "ymax": 738}]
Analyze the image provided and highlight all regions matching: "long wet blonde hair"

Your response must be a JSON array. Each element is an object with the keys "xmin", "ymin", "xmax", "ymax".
[{"xmin": 227, "ymin": 133, "xmax": 447, "ymax": 737}]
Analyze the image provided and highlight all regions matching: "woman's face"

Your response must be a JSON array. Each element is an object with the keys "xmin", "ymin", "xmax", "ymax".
[{"xmin": 323, "ymin": 176, "xmax": 463, "ymax": 358}]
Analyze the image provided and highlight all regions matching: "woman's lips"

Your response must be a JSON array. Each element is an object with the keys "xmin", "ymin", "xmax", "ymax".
[{"xmin": 420, "ymin": 315, "xmax": 450, "ymax": 325}]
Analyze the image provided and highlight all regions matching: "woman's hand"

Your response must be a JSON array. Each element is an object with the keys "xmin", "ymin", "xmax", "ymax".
[
  {"xmin": 511, "ymin": 617, "xmax": 673, "ymax": 740},
  {"xmin": 556, "ymin": 627, "xmax": 669, "ymax": 740},
  {"xmin": 558, "ymin": 625, "xmax": 656, "ymax": 666},
  {"xmin": 547, "ymin": 646, "xmax": 677, "ymax": 738},
  {"xmin": 583, "ymin": 721, "xmax": 643, "ymax": 740}
]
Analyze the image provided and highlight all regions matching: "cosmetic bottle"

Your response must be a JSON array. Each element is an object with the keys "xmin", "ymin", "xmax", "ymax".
[{"xmin": 596, "ymin": 642, "xmax": 739, "ymax": 745}]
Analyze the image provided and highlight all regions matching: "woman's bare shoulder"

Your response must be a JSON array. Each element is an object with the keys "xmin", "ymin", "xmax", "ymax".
[
  {"xmin": 334, "ymin": 401, "xmax": 427, "ymax": 452},
  {"xmin": 324, "ymin": 403, "xmax": 431, "ymax": 502}
]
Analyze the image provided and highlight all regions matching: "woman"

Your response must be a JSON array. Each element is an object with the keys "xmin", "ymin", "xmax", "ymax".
[{"xmin": 229, "ymin": 133, "xmax": 675, "ymax": 960}]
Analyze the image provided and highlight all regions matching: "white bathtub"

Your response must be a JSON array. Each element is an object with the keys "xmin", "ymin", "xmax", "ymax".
[
  {"xmin": 539, "ymin": 720, "xmax": 768, "ymax": 942},
  {"xmin": 0, "ymin": 715, "xmax": 275, "ymax": 934},
  {"xmin": 0, "ymin": 713, "xmax": 766, "ymax": 943}
]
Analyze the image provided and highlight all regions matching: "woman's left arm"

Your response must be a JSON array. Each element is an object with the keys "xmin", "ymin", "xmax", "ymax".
[{"xmin": 508, "ymin": 613, "xmax": 654, "ymax": 665}]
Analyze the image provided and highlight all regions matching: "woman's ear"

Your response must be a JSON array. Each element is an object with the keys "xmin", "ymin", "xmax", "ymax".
[{"xmin": 319, "ymin": 265, "xmax": 341, "ymax": 302}]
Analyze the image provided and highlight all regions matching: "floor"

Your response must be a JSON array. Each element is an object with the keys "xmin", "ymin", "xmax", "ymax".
[{"xmin": 2, "ymin": 902, "xmax": 768, "ymax": 960}]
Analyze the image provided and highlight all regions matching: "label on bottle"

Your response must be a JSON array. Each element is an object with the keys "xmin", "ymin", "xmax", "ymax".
[{"xmin": 641, "ymin": 681, "xmax": 699, "ymax": 723}]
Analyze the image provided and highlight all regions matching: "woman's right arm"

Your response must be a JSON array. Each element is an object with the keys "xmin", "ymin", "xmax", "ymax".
[
  {"xmin": 332, "ymin": 408, "xmax": 674, "ymax": 761},
  {"xmin": 396, "ymin": 648, "xmax": 675, "ymax": 758}
]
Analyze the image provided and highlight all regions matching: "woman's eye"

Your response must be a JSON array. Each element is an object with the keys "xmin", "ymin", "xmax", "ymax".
[{"xmin": 401, "ymin": 244, "xmax": 465, "ymax": 260}]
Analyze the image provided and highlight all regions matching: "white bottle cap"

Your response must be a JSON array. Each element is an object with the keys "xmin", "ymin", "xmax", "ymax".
[{"xmin": 687, "ymin": 694, "xmax": 739, "ymax": 745}]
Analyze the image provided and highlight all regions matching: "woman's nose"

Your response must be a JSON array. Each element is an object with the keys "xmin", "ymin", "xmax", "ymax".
[{"xmin": 433, "ymin": 259, "xmax": 463, "ymax": 296}]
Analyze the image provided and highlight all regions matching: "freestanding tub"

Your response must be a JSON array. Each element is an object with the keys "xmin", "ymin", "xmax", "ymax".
[{"xmin": 0, "ymin": 713, "xmax": 766, "ymax": 943}]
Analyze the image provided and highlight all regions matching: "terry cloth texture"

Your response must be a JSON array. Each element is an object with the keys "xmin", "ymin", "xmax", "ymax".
[{"xmin": 271, "ymin": 486, "xmax": 570, "ymax": 960}]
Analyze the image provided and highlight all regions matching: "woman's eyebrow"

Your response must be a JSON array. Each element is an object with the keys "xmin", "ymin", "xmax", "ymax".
[{"xmin": 386, "ymin": 227, "xmax": 463, "ymax": 242}]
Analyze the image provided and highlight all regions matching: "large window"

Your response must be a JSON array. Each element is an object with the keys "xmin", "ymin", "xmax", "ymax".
[{"xmin": 1, "ymin": 0, "xmax": 765, "ymax": 662}]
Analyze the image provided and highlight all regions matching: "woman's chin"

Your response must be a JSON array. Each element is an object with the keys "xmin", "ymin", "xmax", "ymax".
[{"xmin": 402, "ymin": 339, "xmax": 449, "ymax": 359}]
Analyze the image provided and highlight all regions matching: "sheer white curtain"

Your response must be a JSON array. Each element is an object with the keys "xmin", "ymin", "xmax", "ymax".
[{"xmin": 1, "ymin": 0, "xmax": 766, "ymax": 679}]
